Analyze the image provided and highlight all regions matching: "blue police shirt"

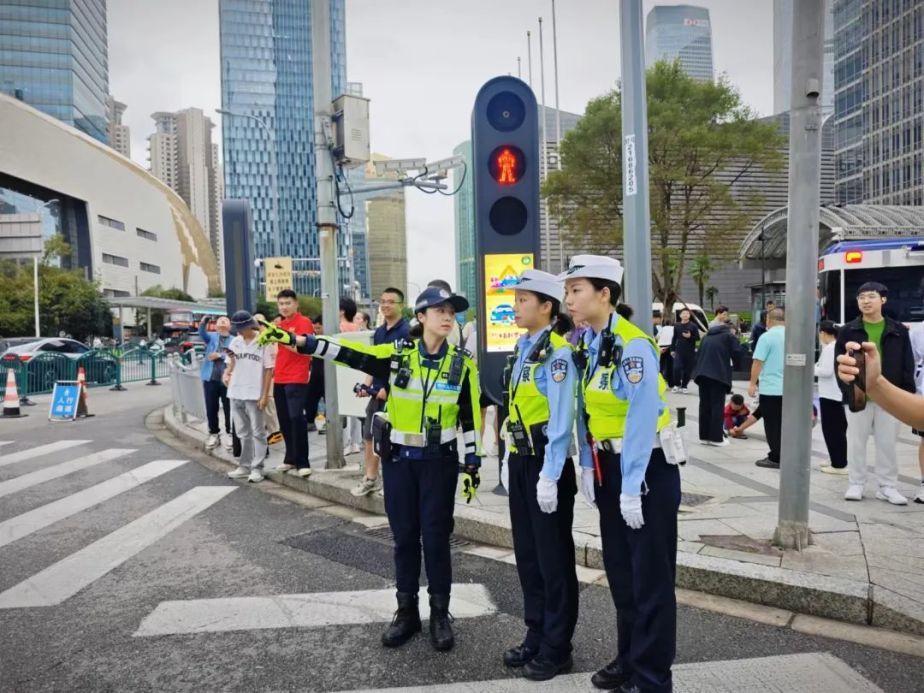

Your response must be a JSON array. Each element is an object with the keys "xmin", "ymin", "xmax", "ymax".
[
  {"xmin": 511, "ymin": 327, "xmax": 576, "ymax": 482},
  {"xmin": 576, "ymin": 315, "xmax": 663, "ymax": 496}
]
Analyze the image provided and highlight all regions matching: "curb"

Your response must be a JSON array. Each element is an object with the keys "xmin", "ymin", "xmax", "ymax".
[{"xmin": 161, "ymin": 405, "xmax": 923, "ymax": 638}]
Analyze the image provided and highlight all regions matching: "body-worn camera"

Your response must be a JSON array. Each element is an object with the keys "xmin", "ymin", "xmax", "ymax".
[{"xmin": 393, "ymin": 361, "xmax": 412, "ymax": 388}]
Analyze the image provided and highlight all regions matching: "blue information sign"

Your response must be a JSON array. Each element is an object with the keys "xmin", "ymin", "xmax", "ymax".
[{"xmin": 49, "ymin": 382, "xmax": 82, "ymax": 422}]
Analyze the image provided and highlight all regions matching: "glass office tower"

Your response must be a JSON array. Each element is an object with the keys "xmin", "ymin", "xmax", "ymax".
[{"xmin": 0, "ymin": 0, "xmax": 109, "ymax": 143}]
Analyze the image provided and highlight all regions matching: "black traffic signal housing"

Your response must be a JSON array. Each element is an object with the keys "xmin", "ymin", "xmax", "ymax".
[{"xmin": 471, "ymin": 76, "xmax": 541, "ymax": 406}]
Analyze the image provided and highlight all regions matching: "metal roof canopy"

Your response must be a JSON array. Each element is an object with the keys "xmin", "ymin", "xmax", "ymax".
[
  {"xmin": 104, "ymin": 296, "xmax": 227, "ymax": 314},
  {"xmin": 739, "ymin": 204, "xmax": 924, "ymax": 269}
]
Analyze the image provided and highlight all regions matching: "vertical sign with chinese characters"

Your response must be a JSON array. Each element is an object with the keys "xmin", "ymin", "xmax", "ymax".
[{"xmin": 264, "ymin": 257, "xmax": 293, "ymax": 301}]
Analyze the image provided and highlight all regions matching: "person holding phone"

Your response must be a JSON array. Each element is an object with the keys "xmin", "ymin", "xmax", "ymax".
[{"xmin": 834, "ymin": 282, "xmax": 915, "ymax": 504}]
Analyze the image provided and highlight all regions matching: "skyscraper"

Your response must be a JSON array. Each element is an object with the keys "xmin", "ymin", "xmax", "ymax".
[
  {"xmin": 107, "ymin": 96, "xmax": 131, "ymax": 158},
  {"xmin": 147, "ymin": 108, "xmax": 224, "ymax": 270},
  {"xmin": 833, "ymin": 0, "xmax": 924, "ymax": 205},
  {"xmin": 0, "ymin": 0, "xmax": 109, "ymax": 142},
  {"xmin": 773, "ymin": 0, "xmax": 835, "ymax": 115},
  {"xmin": 452, "ymin": 140, "xmax": 475, "ymax": 303},
  {"xmin": 645, "ymin": 5, "xmax": 714, "ymax": 82},
  {"xmin": 218, "ymin": 0, "xmax": 348, "ymax": 294},
  {"xmin": 364, "ymin": 156, "xmax": 407, "ymax": 301}
]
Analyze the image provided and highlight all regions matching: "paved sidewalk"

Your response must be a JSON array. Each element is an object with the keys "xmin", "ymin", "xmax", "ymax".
[{"xmin": 163, "ymin": 383, "xmax": 924, "ymax": 637}]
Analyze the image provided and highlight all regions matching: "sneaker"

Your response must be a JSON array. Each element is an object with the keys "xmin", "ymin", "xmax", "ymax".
[
  {"xmin": 345, "ymin": 444, "xmax": 362, "ymax": 456},
  {"xmin": 275, "ymin": 463, "xmax": 296, "ymax": 472},
  {"xmin": 844, "ymin": 484, "xmax": 864, "ymax": 501},
  {"xmin": 681, "ymin": 387, "xmax": 689, "ymax": 394},
  {"xmin": 296, "ymin": 467, "xmax": 312, "ymax": 478},
  {"xmin": 223, "ymin": 437, "xmax": 233, "ymax": 451},
  {"xmin": 702, "ymin": 438, "xmax": 729, "ymax": 447},
  {"xmin": 248, "ymin": 469, "xmax": 264, "ymax": 483},
  {"xmin": 672, "ymin": 386, "xmax": 680, "ymax": 394},
  {"xmin": 876, "ymin": 487, "xmax": 908, "ymax": 506},
  {"xmin": 914, "ymin": 486, "xmax": 924, "ymax": 504},
  {"xmin": 227, "ymin": 466, "xmax": 249, "ymax": 479},
  {"xmin": 205, "ymin": 433, "xmax": 220, "ymax": 449},
  {"xmin": 267, "ymin": 431, "xmax": 284, "ymax": 445},
  {"xmin": 820, "ymin": 465, "xmax": 848, "ymax": 475},
  {"xmin": 755, "ymin": 457, "xmax": 780, "ymax": 469},
  {"xmin": 351, "ymin": 477, "xmax": 380, "ymax": 497}
]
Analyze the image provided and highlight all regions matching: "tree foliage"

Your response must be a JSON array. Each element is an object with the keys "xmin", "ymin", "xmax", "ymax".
[
  {"xmin": 0, "ymin": 239, "xmax": 112, "ymax": 340},
  {"xmin": 544, "ymin": 61, "xmax": 785, "ymax": 307}
]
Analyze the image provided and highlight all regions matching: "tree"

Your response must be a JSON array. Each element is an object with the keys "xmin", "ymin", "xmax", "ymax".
[
  {"xmin": 141, "ymin": 284, "xmax": 194, "ymax": 302},
  {"xmin": 544, "ymin": 60, "xmax": 785, "ymax": 308},
  {"xmin": 705, "ymin": 286, "xmax": 719, "ymax": 311},
  {"xmin": 689, "ymin": 253, "xmax": 716, "ymax": 307},
  {"xmin": 0, "ymin": 239, "xmax": 112, "ymax": 340}
]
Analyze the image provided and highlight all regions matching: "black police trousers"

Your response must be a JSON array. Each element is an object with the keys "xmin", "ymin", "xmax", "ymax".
[
  {"xmin": 382, "ymin": 448, "xmax": 459, "ymax": 595},
  {"xmin": 508, "ymin": 453, "xmax": 579, "ymax": 664},
  {"xmin": 595, "ymin": 448, "xmax": 680, "ymax": 693}
]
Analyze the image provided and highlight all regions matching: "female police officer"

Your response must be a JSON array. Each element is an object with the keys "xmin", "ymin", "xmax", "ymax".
[
  {"xmin": 501, "ymin": 269, "xmax": 579, "ymax": 682},
  {"xmin": 258, "ymin": 286, "xmax": 482, "ymax": 652},
  {"xmin": 562, "ymin": 255, "xmax": 681, "ymax": 693}
]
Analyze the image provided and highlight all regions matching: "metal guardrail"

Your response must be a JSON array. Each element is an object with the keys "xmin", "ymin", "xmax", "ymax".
[
  {"xmin": 0, "ymin": 346, "xmax": 184, "ymax": 397},
  {"xmin": 168, "ymin": 353, "xmax": 207, "ymax": 422}
]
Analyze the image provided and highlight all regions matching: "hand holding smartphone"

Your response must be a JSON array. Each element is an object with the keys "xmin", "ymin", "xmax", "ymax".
[{"xmin": 846, "ymin": 347, "xmax": 867, "ymax": 412}]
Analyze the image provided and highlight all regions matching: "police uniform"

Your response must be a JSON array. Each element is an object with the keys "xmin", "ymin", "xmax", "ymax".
[
  {"xmin": 259, "ymin": 287, "xmax": 482, "ymax": 652},
  {"xmin": 502, "ymin": 270, "xmax": 579, "ymax": 681},
  {"xmin": 565, "ymin": 256, "xmax": 681, "ymax": 693}
]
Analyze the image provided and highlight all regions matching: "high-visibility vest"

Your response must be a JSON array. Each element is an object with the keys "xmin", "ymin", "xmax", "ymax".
[{"xmin": 507, "ymin": 330, "xmax": 571, "ymax": 431}]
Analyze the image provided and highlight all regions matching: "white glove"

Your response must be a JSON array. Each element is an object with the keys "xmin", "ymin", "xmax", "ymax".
[
  {"xmin": 620, "ymin": 493, "xmax": 644, "ymax": 530},
  {"xmin": 536, "ymin": 475, "xmax": 558, "ymax": 514},
  {"xmin": 580, "ymin": 467, "xmax": 596, "ymax": 507}
]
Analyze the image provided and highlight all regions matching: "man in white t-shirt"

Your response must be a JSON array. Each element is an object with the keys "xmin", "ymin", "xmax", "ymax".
[{"xmin": 223, "ymin": 310, "xmax": 276, "ymax": 483}]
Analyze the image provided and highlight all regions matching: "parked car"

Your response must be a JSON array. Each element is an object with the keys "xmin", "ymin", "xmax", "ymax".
[
  {"xmin": 1, "ymin": 338, "xmax": 116, "ymax": 391},
  {"xmin": 652, "ymin": 302, "xmax": 710, "ymax": 332}
]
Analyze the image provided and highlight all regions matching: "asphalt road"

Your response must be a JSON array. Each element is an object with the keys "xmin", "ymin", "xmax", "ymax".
[{"xmin": 0, "ymin": 386, "xmax": 920, "ymax": 692}]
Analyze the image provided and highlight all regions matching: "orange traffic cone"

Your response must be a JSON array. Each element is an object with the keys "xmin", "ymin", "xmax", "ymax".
[
  {"xmin": 3, "ymin": 370, "xmax": 27, "ymax": 418},
  {"xmin": 77, "ymin": 366, "xmax": 87, "ymax": 399},
  {"xmin": 76, "ymin": 366, "xmax": 90, "ymax": 418}
]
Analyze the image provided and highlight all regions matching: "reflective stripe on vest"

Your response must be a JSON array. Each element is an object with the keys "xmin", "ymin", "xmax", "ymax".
[
  {"xmin": 386, "ymin": 341, "xmax": 468, "ymax": 435},
  {"xmin": 508, "ymin": 330, "xmax": 570, "ymax": 430},
  {"xmin": 582, "ymin": 317, "xmax": 671, "ymax": 440}
]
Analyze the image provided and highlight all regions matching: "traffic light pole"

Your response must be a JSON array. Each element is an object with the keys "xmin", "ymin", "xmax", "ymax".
[
  {"xmin": 775, "ymin": 0, "xmax": 825, "ymax": 550},
  {"xmin": 619, "ymin": 0, "xmax": 654, "ymax": 335},
  {"xmin": 311, "ymin": 0, "xmax": 343, "ymax": 468}
]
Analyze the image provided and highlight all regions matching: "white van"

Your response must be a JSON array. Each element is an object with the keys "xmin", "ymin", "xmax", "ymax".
[{"xmin": 652, "ymin": 302, "xmax": 709, "ymax": 332}]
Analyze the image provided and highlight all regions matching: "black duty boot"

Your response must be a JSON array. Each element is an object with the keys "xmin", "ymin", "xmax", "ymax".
[
  {"xmin": 381, "ymin": 592, "xmax": 421, "ymax": 647},
  {"xmin": 428, "ymin": 594, "xmax": 455, "ymax": 651},
  {"xmin": 591, "ymin": 656, "xmax": 632, "ymax": 690}
]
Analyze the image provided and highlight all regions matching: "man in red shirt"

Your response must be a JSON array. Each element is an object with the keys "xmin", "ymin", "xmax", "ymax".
[{"xmin": 272, "ymin": 289, "xmax": 315, "ymax": 477}]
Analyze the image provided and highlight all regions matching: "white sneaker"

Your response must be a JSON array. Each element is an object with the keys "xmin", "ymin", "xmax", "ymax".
[
  {"xmin": 205, "ymin": 434, "xmax": 220, "ymax": 449},
  {"xmin": 351, "ymin": 476, "xmax": 380, "ymax": 497},
  {"xmin": 914, "ymin": 486, "xmax": 924, "ymax": 504},
  {"xmin": 713, "ymin": 438, "xmax": 729, "ymax": 447},
  {"xmin": 274, "ymin": 463, "xmax": 296, "ymax": 472},
  {"xmin": 345, "ymin": 444, "xmax": 362, "ymax": 456},
  {"xmin": 248, "ymin": 469, "xmax": 264, "ymax": 483},
  {"xmin": 296, "ymin": 467, "xmax": 312, "ymax": 478},
  {"xmin": 227, "ymin": 466, "xmax": 249, "ymax": 479},
  {"xmin": 844, "ymin": 484, "xmax": 864, "ymax": 501},
  {"xmin": 223, "ymin": 436, "xmax": 233, "ymax": 451},
  {"xmin": 672, "ymin": 387, "xmax": 680, "ymax": 393},
  {"xmin": 876, "ymin": 487, "xmax": 908, "ymax": 506},
  {"xmin": 681, "ymin": 388, "xmax": 689, "ymax": 394},
  {"xmin": 820, "ymin": 464, "xmax": 848, "ymax": 475}
]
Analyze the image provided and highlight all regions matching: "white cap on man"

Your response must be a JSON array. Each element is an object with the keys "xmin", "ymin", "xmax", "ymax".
[
  {"xmin": 558, "ymin": 254, "xmax": 624, "ymax": 285},
  {"xmin": 512, "ymin": 269, "xmax": 564, "ymax": 303}
]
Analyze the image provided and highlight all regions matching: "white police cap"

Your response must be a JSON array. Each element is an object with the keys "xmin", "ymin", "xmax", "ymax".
[
  {"xmin": 558, "ymin": 254, "xmax": 624, "ymax": 285},
  {"xmin": 511, "ymin": 269, "xmax": 564, "ymax": 303}
]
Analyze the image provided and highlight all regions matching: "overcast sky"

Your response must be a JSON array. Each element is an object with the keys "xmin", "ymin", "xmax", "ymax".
[{"xmin": 109, "ymin": 0, "xmax": 773, "ymax": 298}]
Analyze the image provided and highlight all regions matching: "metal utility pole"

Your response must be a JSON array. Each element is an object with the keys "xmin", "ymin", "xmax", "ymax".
[
  {"xmin": 538, "ymin": 17, "xmax": 550, "ymax": 269},
  {"xmin": 551, "ymin": 0, "xmax": 564, "ymax": 272},
  {"xmin": 619, "ymin": 0, "xmax": 654, "ymax": 335},
  {"xmin": 517, "ymin": 56, "xmax": 522, "ymax": 80},
  {"xmin": 311, "ymin": 0, "xmax": 343, "ymax": 468},
  {"xmin": 775, "ymin": 0, "xmax": 825, "ymax": 550},
  {"xmin": 527, "ymin": 31, "xmax": 533, "ymax": 89}
]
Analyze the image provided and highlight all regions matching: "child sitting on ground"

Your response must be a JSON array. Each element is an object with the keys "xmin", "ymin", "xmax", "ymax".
[{"xmin": 724, "ymin": 394, "xmax": 750, "ymax": 438}]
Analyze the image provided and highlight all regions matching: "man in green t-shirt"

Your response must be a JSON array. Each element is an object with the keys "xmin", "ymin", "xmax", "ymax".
[{"xmin": 834, "ymin": 282, "xmax": 916, "ymax": 505}]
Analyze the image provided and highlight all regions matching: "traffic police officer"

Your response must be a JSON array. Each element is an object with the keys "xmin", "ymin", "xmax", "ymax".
[
  {"xmin": 258, "ymin": 286, "xmax": 482, "ymax": 652},
  {"xmin": 562, "ymin": 255, "xmax": 681, "ymax": 693},
  {"xmin": 501, "ymin": 269, "xmax": 579, "ymax": 682}
]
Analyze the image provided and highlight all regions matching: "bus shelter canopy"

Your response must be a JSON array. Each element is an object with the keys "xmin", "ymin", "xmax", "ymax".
[
  {"xmin": 104, "ymin": 296, "xmax": 227, "ymax": 315},
  {"xmin": 739, "ymin": 205, "xmax": 924, "ymax": 270}
]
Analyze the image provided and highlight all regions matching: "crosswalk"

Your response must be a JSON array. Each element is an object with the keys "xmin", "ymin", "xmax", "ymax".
[{"xmin": 0, "ymin": 437, "xmax": 235, "ymax": 609}]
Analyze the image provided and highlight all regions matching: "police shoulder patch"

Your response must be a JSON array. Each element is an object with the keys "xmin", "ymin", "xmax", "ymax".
[
  {"xmin": 550, "ymin": 358, "xmax": 568, "ymax": 383},
  {"xmin": 622, "ymin": 356, "xmax": 644, "ymax": 384}
]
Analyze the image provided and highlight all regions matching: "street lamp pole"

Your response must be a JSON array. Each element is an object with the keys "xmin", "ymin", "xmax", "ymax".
[{"xmin": 215, "ymin": 109, "xmax": 281, "ymax": 257}]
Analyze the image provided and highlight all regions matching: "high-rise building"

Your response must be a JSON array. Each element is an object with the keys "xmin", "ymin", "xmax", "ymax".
[
  {"xmin": 0, "ymin": 0, "xmax": 109, "ymax": 143},
  {"xmin": 834, "ymin": 0, "xmax": 924, "ymax": 206},
  {"xmin": 773, "ymin": 0, "xmax": 835, "ymax": 115},
  {"xmin": 107, "ymin": 96, "xmax": 131, "ymax": 158},
  {"xmin": 219, "ymin": 0, "xmax": 348, "ymax": 294},
  {"xmin": 364, "ymin": 156, "xmax": 406, "ymax": 300},
  {"xmin": 453, "ymin": 106, "xmax": 583, "ymax": 303},
  {"xmin": 147, "ymin": 108, "xmax": 224, "ymax": 270},
  {"xmin": 645, "ymin": 5, "xmax": 714, "ymax": 82}
]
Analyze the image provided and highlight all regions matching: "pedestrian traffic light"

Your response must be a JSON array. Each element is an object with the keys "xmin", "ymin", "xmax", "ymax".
[{"xmin": 471, "ymin": 76, "xmax": 540, "ymax": 406}]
